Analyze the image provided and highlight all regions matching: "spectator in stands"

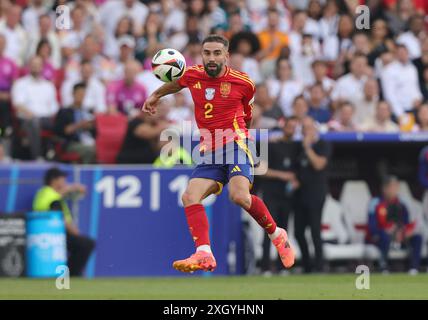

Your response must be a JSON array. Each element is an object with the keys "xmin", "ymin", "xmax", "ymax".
[
  {"xmin": 384, "ymin": 0, "xmax": 416, "ymax": 36},
  {"xmin": 305, "ymin": 0, "xmax": 322, "ymax": 31},
  {"xmin": 259, "ymin": 115, "xmax": 300, "ymax": 274},
  {"xmin": 11, "ymin": 56, "xmax": 58, "ymax": 160},
  {"xmin": 107, "ymin": 59, "xmax": 147, "ymax": 117},
  {"xmin": 135, "ymin": 11, "xmax": 164, "ymax": 65},
  {"xmin": 29, "ymin": 39, "xmax": 57, "ymax": 82},
  {"xmin": 28, "ymin": 14, "xmax": 61, "ymax": 69},
  {"xmin": 350, "ymin": 77, "xmax": 380, "ymax": 125},
  {"xmin": 61, "ymin": 59, "xmax": 106, "ymax": 114},
  {"xmin": 288, "ymin": 10, "xmax": 310, "ymax": 56},
  {"xmin": 98, "ymin": 0, "xmax": 148, "ymax": 38},
  {"xmin": 183, "ymin": 35, "xmax": 203, "ymax": 67},
  {"xmin": 0, "ymin": 34, "xmax": 18, "ymax": 142},
  {"xmin": 288, "ymin": 10, "xmax": 321, "ymax": 85},
  {"xmin": 294, "ymin": 116, "xmax": 331, "ymax": 273},
  {"xmin": 54, "ymin": 82, "xmax": 96, "ymax": 164},
  {"xmin": 103, "ymin": 16, "xmax": 134, "ymax": 61},
  {"xmin": 367, "ymin": 175, "xmax": 422, "ymax": 274},
  {"xmin": 256, "ymin": 8, "xmax": 289, "ymax": 75},
  {"xmin": 291, "ymin": 33, "xmax": 321, "ymax": 86},
  {"xmin": 186, "ymin": 0, "xmax": 211, "ymax": 38},
  {"xmin": 359, "ymin": 100, "xmax": 400, "ymax": 133},
  {"xmin": 59, "ymin": 6, "xmax": 89, "ymax": 60},
  {"xmin": 65, "ymin": 34, "xmax": 116, "ymax": 83},
  {"xmin": 413, "ymin": 37, "xmax": 428, "ymax": 100},
  {"xmin": 328, "ymin": 101, "xmax": 357, "ymax": 132},
  {"xmin": 367, "ymin": 18, "xmax": 395, "ymax": 67},
  {"xmin": 33, "ymin": 167, "xmax": 95, "ymax": 276},
  {"xmin": 206, "ymin": 0, "xmax": 227, "ymax": 32},
  {"xmin": 331, "ymin": 53, "xmax": 369, "ymax": 110},
  {"xmin": 111, "ymin": 35, "xmax": 137, "ymax": 80},
  {"xmin": 380, "ymin": 44, "xmax": 423, "ymax": 118},
  {"xmin": 22, "ymin": 0, "xmax": 49, "ymax": 34},
  {"xmin": 136, "ymin": 58, "xmax": 165, "ymax": 96},
  {"xmin": 166, "ymin": 92, "xmax": 193, "ymax": 128},
  {"xmin": 267, "ymin": 57, "xmax": 304, "ymax": 117},
  {"xmin": 307, "ymin": 83, "xmax": 331, "ymax": 124},
  {"xmin": 318, "ymin": 0, "xmax": 340, "ymax": 41},
  {"xmin": 249, "ymin": 0, "xmax": 290, "ymax": 34},
  {"xmin": 0, "ymin": 5, "xmax": 27, "ymax": 66},
  {"xmin": 324, "ymin": 14, "xmax": 355, "ymax": 78},
  {"xmin": 291, "ymin": 95, "xmax": 309, "ymax": 140},
  {"xmin": 396, "ymin": 13, "xmax": 425, "ymax": 59},
  {"xmin": 350, "ymin": 32, "xmax": 371, "ymax": 58},
  {"xmin": 185, "ymin": 14, "xmax": 205, "ymax": 44},
  {"xmin": 72, "ymin": 0, "xmax": 100, "ymax": 29},
  {"xmin": 308, "ymin": 60, "xmax": 335, "ymax": 97},
  {"xmin": 229, "ymin": 31, "xmax": 262, "ymax": 84},
  {"xmin": 253, "ymin": 83, "xmax": 284, "ymax": 130},
  {"xmin": 160, "ymin": 0, "xmax": 187, "ymax": 50},
  {"xmin": 117, "ymin": 102, "xmax": 170, "ymax": 164},
  {"xmin": 414, "ymin": 104, "xmax": 428, "ymax": 132}
]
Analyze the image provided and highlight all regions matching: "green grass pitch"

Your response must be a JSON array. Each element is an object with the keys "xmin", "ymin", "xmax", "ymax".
[{"xmin": 0, "ymin": 274, "xmax": 427, "ymax": 300}]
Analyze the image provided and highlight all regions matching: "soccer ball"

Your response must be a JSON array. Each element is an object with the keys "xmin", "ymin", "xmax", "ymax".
[{"xmin": 151, "ymin": 48, "xmax": 186, "ymax": 82}]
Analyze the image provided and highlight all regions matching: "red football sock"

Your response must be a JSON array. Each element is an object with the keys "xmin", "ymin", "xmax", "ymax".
[
  {"xmin": 247, "ymin": 195, "xmax": 277, "ymax": 234},
  {"xmin": 184, "ymin": 204, "xmax": 210, "ymax": 247}
]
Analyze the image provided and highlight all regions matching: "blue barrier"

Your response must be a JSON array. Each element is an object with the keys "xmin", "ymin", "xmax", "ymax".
[
  {"xmin": 0, "ymin": 164, "xmax": 244, "ymax": 277},
  {"xmin": 26, "ymin": 211, "xmax": 67, "ymax": 277}
]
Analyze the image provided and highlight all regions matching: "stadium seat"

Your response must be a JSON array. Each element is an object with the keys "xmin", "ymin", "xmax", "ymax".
[
  {"xmin": 321, "ymin": 194, "xmax": 350, "ymax": 244},
  {"xmin": 339, "ymin": 181, "xmax": 372, "ymax": 244},
  {"xmin": 95, "ymin": 114, "xmax": 128, "ymax": 164},
  {"xmin": 41, "ymin": 129, "xmax": 81, "ymax": 163}
]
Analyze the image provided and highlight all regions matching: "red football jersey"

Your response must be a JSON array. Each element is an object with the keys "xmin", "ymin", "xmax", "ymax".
[{"xmin": 177, "ymin": 65, "xmax": 255, "ymax": 151}]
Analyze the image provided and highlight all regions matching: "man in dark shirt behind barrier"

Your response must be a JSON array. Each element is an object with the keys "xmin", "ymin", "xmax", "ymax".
[
  {"xmin": 116, "ymin": 103, "xmax": 170, "ymax": 164},
  {"xmin": 259, "ymin": 116, "xmax": 300, "ymax": 274},
  {"xmin": 33, "ymin": 167, "xmax": 95, "ymax": 276},
  {"xmin": 294, "ymin": 116, "xmax": 332, "ymax": 273}
]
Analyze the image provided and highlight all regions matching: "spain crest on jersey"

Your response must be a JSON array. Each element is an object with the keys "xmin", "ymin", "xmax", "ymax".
[{"xmin": 220, "ymin": 82, "xmax": 231, "ymax": 97}]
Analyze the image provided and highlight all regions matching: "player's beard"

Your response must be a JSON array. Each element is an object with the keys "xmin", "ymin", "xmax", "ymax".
[{"xmin": 204, "ymin": 62, "xmax": 223, "ymax": 77}]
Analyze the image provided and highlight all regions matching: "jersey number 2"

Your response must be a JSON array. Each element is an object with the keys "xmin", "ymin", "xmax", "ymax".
[{"xmin": 204, "ymin": 103, "xmax": 214, "ymax": 119}]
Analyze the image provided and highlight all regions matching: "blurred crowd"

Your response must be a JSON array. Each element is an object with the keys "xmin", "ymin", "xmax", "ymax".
[{"xmin": 0, "ymin": 0, "xmax": 428, "ymax": 164}]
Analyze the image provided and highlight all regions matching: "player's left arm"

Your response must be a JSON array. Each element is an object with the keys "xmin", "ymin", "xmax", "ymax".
[{"xmin": 242, "ymin": 83, "xmax": 256, "ymax": 129}]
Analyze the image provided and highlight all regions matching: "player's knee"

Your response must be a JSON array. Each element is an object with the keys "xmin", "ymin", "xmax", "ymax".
[
  {"xmin": 182, "ymin": 191, "xmax": 200, "ymax": 207},
  {"xmin": 229, "ymin": 191, "xmax": 250, "ymax": 208}
]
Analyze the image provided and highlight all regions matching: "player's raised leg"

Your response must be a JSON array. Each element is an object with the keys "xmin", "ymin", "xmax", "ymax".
[
  {"xmin": 173, "ymin": 178, "xmax": 219, "ymax": 273},
  {"xmin": 228, "ymin": 175, "xmax": 295, "ymax": 268}
]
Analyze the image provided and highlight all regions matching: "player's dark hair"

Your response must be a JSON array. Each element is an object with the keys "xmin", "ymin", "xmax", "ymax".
[
  {"xmin": 73, "ymin": 82, "xmax": 86, "ymax": 93},
  {"xmin": 202, "ymin": 34, "xmax": 229, "ymax": 49}
]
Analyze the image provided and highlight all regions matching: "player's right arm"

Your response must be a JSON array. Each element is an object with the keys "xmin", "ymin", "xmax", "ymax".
[{"xmin": 142, "ymin": 80, "xmax": 184, "ymax": 115}]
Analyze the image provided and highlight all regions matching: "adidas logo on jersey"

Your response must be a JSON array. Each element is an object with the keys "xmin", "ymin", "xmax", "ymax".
[{"xmin": 193, "ymin": 82, "xmax": 202, "ymax": 89}]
